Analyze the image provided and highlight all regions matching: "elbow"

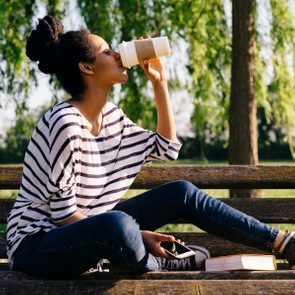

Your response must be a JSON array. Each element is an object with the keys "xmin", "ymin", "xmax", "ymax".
[{"xmin": 54, "ymin": 212, "xmax": 86, "ymax": 227}]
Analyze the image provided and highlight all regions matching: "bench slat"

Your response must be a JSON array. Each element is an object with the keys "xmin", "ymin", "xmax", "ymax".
[
  {"xmin": 1, "ymin": 164, "xmax": 295, "ymax": 189},
  {"xmin": 1, "ymin": 198, "xmax": 294, "ymax": 223},
  {"xmin": 0, "ymin": 266, "xmax": 294, "ymax": 280},
  {"xmin": 0, "ymin": 232, "xmax": 276, "ymax": 258},
  {"xmin": 0, "ymin": 261, "xmax": 290, "ymax": 278},
  {"xmin": 1, "ymin": 274, "xmax": 295, "ymax": 294}
]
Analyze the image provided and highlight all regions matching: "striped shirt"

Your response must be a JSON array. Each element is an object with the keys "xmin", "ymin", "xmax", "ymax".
[{"xmin": 6, "ymin": 101, "xmax": 181, "ymax": 267}]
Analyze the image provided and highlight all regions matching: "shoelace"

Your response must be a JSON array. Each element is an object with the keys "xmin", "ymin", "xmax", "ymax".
[{"xmin": 163, "ymin": 256, "xmax": 192, "ymax": 271}]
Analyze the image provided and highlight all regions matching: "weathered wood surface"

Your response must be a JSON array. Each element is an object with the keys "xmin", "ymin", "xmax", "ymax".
[
  {"xmin": 1, "ymin": 198, "xmax": 295, "ymax": 223},
  {"xmin": 1, "ymin": 164, "xmax": 295, "ymax": 189},
  {"xmin": 1, "ymin": 165, "xmax": 295, "ymax": 293},
  {"xmin": 1, "ymin": 275, "xmax": 295, "ymax": 295},
  {"xmin": 0, "ymin": 232, "xmax": 277, "ymax": 258},
  {"xmin": 135, "ymin": 165, "xmax": 295, "ymax": 189},
  {"xmin": 0, "ymin": 165, "xmax": 22, "ymax": 190},
  {"xmin": 0, "ymin": 269, "xmax": 294, "ymax": 281}
]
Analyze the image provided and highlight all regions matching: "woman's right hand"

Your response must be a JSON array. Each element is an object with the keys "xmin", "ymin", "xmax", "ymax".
[{"xmin": 141, "ymin": 230, "xmax": 175, "ymax": 259}]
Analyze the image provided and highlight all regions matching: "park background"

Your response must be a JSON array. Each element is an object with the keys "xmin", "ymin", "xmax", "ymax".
[{"xmin": 0, "ymin": 0, "xmax": 295, "ymax": 232}]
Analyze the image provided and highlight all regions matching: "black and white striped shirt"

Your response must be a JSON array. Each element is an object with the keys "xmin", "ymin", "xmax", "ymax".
[{"xmin": 6, "ymin": 101, "xmax": 181, "ymax": 266}]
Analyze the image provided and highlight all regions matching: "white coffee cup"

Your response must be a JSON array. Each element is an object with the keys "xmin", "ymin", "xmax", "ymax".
[{"xmin": 118, "ymin": 36, "xmax": 171, "ymax": 68}]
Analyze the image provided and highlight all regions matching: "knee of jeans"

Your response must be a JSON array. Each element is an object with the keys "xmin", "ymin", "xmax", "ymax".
[
  {"xmin": 171, "ymin": 180, "xmax": 196, "ymax": 195},
  {"xmin": 107, "ymin": 211, "xmax": 140, "ymax": 244},
  {"xmin": 168, "ymin": 180, "xmax": 201, "ymax": 205}
]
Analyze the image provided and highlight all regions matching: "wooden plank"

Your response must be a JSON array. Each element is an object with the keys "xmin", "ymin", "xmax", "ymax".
[
  {"xmin": 0, "ymin": 232, "xmax": 279, "ymax": 259},
  {"xmin": 197, "ymin": 280, "xmax": 295, "ymax": 295},
  {"xmin": 1, "ymin": 164, "xmax": 295, "ymax": 189},
  {"xmin": 1, "ymin": 198, "xmax": 295, "ymax": 223},
  {"xmin": 134, "ymin": 165, "xmax": 295, "ymax": 189},
  {"xmin": 0, "ymin": 266, "xmax": 294, "ymax": 280},
  {"xmin": 1, "ymin": 275, "xmax": 295, "ymax": 295},
  {"xmin": 0, "ymin": 165, "xmax": 22, "ymax": 190},
  {"xmin": 1, "ymin": 269, "xmax": 295, "ymax": 280}
]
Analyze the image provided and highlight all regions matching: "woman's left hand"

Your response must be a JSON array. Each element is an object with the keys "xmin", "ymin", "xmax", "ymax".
[
  {"xmin": 140, "ymin": 58, "xmax": 167, "ymax": 83},
  {"xmin": 141, "ymin": 230, "xmax": 175, "ymax": 259}
]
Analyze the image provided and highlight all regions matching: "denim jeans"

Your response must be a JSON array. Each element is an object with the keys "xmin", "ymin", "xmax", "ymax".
[{"xmin": 12, "ymin": 180, "xmax": 279, "ymax": 277}]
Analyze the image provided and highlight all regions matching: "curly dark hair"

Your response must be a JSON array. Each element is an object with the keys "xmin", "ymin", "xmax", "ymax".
[{"xmin": 26, "ymin": 15, "xmax": 96, "ymax": 97}]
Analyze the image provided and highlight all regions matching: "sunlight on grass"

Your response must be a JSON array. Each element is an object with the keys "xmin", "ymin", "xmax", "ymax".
[
  {"xmin": 157, "ymin": 223, "xmax": 295, "ymax": 233},
  {"xmin": 124, "ymin": 188, "xmax": 295, "ymax": 199},
  {"xmin": 0, "ymin": 190, "xmax": 18, "ymax": 199}
]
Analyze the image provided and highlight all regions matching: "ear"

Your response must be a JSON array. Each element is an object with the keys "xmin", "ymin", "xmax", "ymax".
[{"xmin": 78, "ymin": 62, "xmax": 94, "ymax": 75}]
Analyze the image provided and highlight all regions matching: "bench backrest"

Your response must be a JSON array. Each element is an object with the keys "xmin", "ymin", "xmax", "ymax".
[{"xmin": 0, "ymin": 164, "xmax": 294, "ymax": 258}]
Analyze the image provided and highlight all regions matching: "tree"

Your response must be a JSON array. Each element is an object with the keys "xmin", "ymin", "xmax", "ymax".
[{"xmin": 229, "ymin": 0, "xmax": 259, "ymax": 198}]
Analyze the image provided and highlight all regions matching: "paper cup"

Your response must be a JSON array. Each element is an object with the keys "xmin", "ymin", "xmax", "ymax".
[
  {"xmin": 118, "ymin": 36, "xmax": 171, "ymax": 68},
  {"xmin": 118, "ymin": 41, "xmax": 139, "ymax": 68},
  {"xmin": 152, "ymin": 37, "xmax": 171, "ymax": 58}
]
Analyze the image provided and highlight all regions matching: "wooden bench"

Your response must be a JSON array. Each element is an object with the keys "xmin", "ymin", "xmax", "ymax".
[{"xmin": 1, "ymin": 164, "xmax": 295, "ymax": 294}]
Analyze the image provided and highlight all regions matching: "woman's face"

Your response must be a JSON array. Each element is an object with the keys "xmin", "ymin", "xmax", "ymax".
[{"xmin": 86, "ymin": 34, "xmax": 128, "ymax": 85}]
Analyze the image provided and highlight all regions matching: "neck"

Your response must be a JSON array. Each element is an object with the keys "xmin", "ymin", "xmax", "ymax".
[
  {"xmin": 71, "ymin": 84, "xmax": 111, "ymax": 122},
  {"xmin": 67, "ymin": 83, "xmax": 112, "ymax": 137}
]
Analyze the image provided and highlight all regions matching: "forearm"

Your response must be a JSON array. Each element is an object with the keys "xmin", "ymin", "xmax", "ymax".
[
  {"xmin": 152, "ymin": 80, "xmax": 179, "ymax": 142},
  {"xmin": 56, "ymin": 211, "xmax": 86, "ymax": 227}
]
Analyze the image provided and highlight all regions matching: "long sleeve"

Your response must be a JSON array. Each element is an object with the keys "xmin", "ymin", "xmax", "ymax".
[
  {"xmin": 47, "ymin": 110, "xmax": 81, "ymax": 223},
  {"xmin": 122, "ymin": 110, "xmax": 182, "ymax": 163}
]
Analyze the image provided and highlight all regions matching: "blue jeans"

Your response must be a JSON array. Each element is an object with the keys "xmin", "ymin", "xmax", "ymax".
[{"xmin": 12, "ymin": 180, "xmax": 279, "ymax": 277}]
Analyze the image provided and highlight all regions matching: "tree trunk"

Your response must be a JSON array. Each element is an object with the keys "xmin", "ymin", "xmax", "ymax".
[{"xmin": 229, "ymin": 0, "xmax": 260, "ymax": 198}]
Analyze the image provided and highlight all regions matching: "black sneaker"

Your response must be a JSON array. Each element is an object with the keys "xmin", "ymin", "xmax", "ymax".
[
  {"xmin": 280, "ymin": 232, "xmax": 295, "ymax": 269},
  {"xmin": 156, "ymin": 245, "xmax": 210, "ymax": 271}
]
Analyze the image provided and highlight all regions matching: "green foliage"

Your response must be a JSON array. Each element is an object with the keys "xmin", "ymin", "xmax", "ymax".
[
  {"xmin": 256, "ymin": 1, "xmax": 295, "ymax": 157},
  {"xmin": 268, "ymin": 0, "xmax": 295, "ymax": 156},
  {"xmin": 0, "ymin": 0, "xmax": 36, "ymax": 107},
  {"xmin": 0, "ymin": 0, "xmax": 66, "ymax": 110},
  {"xmin": 0, "ymin": 109, "xmax": 37, "ymax": 163},
  {"xmin": 184, "ymin": 1, "xmax": 231, "ymax": 157},
  {"xmin": 0, "ymin": 0, "xmax": 294, "ymax": 159},
  {"xmin": 0, "ymin": 103, "xmax": 49, "ymax": 164}
]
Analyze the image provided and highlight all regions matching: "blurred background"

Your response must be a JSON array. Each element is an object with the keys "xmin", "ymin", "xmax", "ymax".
[{"xmin": 0, "ymin": 0, "xmax": 294, "ymax": 165}]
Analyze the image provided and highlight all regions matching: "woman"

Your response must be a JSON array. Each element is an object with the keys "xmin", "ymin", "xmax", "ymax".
[{"xmin": 7, "ymin": 15, "xmax": 295, "ymax": 278}]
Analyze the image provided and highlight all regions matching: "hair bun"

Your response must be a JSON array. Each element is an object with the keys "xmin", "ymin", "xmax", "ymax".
[{"xmin": 26, "ymin": 15, "xmax": 64, "ymax": 74}]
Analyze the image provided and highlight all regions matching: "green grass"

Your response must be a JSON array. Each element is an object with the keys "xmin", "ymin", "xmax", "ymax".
[
  {"xmin": 0, "ymin": 190, "xmax": 18, "ymax": 199},
  {"xmin": 147, "ymin": 158, "xmax": 295, "ymax": 166}
]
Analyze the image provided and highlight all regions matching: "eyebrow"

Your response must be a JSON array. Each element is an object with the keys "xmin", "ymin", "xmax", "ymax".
[{"xmin": 96, "ymin": 42, "xmax": 109, "ymax": 52}]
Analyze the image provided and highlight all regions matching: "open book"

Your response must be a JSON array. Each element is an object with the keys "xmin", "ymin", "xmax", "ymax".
[{"xmin": 205, "ymin": 254, "xmax": 277, "ymax": 272}]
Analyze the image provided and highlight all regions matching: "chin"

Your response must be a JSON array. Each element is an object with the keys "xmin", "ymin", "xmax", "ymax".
[{"xmin": 120, "ymin": 75, "xmax": 129, "ymax": 83}]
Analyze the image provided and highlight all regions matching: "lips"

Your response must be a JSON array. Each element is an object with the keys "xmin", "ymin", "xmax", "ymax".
[{"xmin": 119, "ymin": 63, "xmax": 127, "ymax": 71}]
